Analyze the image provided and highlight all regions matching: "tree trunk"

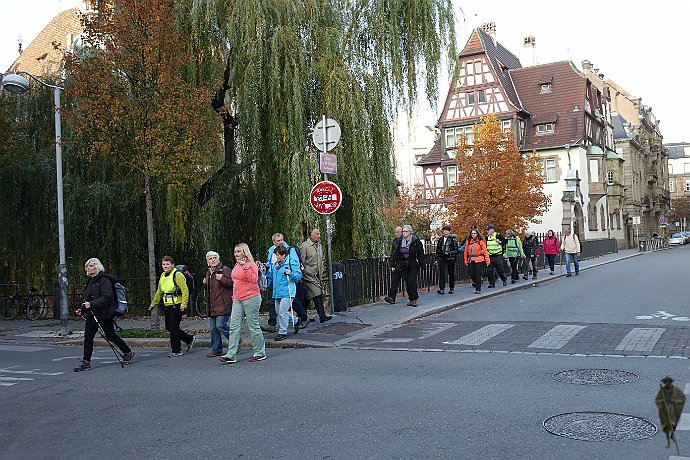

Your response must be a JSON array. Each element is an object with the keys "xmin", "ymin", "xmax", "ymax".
[{"xmin": 145, "ymin": 174, "xmax": 159, "ymax": 330}]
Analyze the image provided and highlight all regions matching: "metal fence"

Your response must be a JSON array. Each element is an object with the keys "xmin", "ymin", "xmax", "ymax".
[{"xmin": 638, "ymin": 238, "xmax": 668, "ymax": 252}]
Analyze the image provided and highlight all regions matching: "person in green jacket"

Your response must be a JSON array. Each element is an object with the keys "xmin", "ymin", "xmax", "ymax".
[
  {"xmin": 149, "ymin": 255, "xmax": 194, "ymax": 357},
  {"xmin": 505, "ymin": 228, "xmax": 525, "ymax": 284}
]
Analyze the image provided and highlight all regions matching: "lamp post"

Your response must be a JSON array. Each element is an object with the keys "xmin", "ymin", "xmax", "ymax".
[{"xmin": 1, "ymin": 71, "xmax": 69, "ymax": 334}]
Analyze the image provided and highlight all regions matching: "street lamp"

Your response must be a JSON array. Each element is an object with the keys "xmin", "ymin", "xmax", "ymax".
[{"xmin": 1, "ymin": 71, "xmax": 69, "ymax": 334}]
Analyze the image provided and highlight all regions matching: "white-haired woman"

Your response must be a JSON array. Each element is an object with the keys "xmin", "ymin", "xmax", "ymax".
[
  {"xmin": 73, "ymin": 258, "xmax": 134, "ymax": 372},
  {"xmin": 387, "ymin": 225, "xmax": 425, "ymax": 307},
  {"xmin": 219, "ymin": 243, "xmax": 266, "ymax": 363}
]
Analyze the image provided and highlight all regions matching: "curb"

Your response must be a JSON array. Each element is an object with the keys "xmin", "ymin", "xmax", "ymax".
[{"xmin": 56, "ymin": 336, "xmax": 336, "ymax": 350}]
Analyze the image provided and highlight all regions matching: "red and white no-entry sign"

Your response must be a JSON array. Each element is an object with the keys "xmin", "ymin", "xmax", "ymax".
[{"xmin": 309, "ymin": 180, "xmax": 342, "ymax": 215}]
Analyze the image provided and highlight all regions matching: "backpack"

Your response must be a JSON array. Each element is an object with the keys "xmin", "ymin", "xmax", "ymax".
[
  {"xmin": 289, "ymin": 245, "xmax": 306, "ymax": 272},
  {"xmin": 104, "ymin": 274, "xmax": 128, "ymax": 316}
]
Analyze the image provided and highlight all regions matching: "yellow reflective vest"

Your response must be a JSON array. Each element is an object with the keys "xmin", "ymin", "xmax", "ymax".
[{"xmin": 150, "ymin": 269, "xmax": 189, "ymax": 308}]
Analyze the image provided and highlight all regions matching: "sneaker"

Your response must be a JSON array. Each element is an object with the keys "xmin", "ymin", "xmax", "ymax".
[
  {"xmin": 549, "ymin": 271, "xmax": 554, "ymax": 275},
  {"xmin": 248, "ymin": 355, "xmax": 267, "ymax": 362},
  {"xmin": 475, "ymin": 290, "xmax": 480, "ymax": 294},
  {"xmin": 260, "ymin": 324, "xmax": 277, "ymax": 333},
  {"xmin": 275, "ymin": 334, "xmax": 287, "ymax": 341},
  {"xmin": 502, "ymin": 280, "xmax": 507, "ymax": 286},
  {"xmin": 522, "ymin": 276, "xmax": 528, "ymax": 280},
  {"xmin": 488, "ymin": 284, "xmax": 496, "ymax": 288},
  {"xmin": 384, "ymin": 296, "xmax": 395, "ymax": 304},
  {"xmin": 168, "ymin": 351, "xmax": 184, "ymax": 357},
  {"xmin": 320, "ymin": 316, "xmax": 333, "ymax": 323},
  {"xmin": 73, "ymin": 360, "xmax": 91, "ymax": 372},
  {"xmin": 448, "ymin": 289, "xmax": 454, "ymax": 294},
  {"xmin": 575, "ymin": 271, "xmax": 579, "ymax": 276},
  {"xmin": 186, "ymin": 336, "xmax": 196, "ymax": 352},
  {"xmin": 511, "ymin": 279, "xmax": 516, "ymax": 284},
  {"xmin": 123, "ymin": 351, "xmax": 135, "ymax": 364},
  {"xmin": 406, "ymin": 300, "xmax": 414, "ymax": 306},
  {"xmin": 410, "ymin": 299, "xmax": 417, "ymax": 307},
  {"xmin": 218, "ymin": 356, "xmax": 236, "ymax": 364},
  {"xmin": 436, "ymin": 289, "xmax": 445, "ymax": 294},
  {"xmin": 300, "ymin": 318, "xmax": 312, "ymax": 328},
  {"xmin": 207, "ymin": 351, "xmax": 222, "ymax": 358},
  {"xmin": 294, "ymin": 319, "xmax": 301, "ymax": 334},
  {"xmin": 566, "ymin": 273, "xmax": 572, "ymax": 277},
  {"xmin": 532, "ymin": 275, "xmax": 537, "ymax": 279}
]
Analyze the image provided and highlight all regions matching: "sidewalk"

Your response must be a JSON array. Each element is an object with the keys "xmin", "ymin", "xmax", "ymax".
[{"xmin": 0, "ymin": 248, "xmax": 644, "ymax": 350}]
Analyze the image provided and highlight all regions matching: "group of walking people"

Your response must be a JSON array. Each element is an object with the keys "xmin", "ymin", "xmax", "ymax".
[{"xmin": 73, "ymin": 228, "xmax": 332, "ymax": 371}]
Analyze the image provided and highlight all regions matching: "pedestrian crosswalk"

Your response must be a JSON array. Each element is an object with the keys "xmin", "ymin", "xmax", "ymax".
[{"xmin": 359, "ymin": 321, "xmax": 690, "ymax": 358}]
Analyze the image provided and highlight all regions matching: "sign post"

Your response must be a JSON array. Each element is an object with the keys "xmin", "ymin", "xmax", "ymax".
[{"xmin": 312, "ymin": 116, "xmax": 342, "ymax": 315}]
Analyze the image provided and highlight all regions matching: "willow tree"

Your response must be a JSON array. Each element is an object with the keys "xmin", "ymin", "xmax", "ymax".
[
  {"xmin": 64, "ymin": 0, "xmax": 221, "ymax": 320},
  {"xmin": 179, "ymin": 0, "xmax": 457, "ymax": 258},
  {"xmin": 445, "ymin": 114, "xmax": 551, "ymax": 233}
]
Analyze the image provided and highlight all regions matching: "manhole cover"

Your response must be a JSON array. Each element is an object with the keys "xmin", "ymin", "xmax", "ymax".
[
  {"xmin": 552, "ymin": 369, "xmax": 639, "ymax": 385},
  {"xmin": 543, "ymin": 412, "xmax": 656, "ymax": 441},
  {"xmin": 309, "ymin": 322, "xmax": 370, "ymax": 335}
]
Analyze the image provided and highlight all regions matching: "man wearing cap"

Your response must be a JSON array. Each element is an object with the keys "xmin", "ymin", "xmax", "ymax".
[
  {"xmin": 485, "ymin": 225, "xmax": 508, "ymax": 288},
  {"xmin": 655, "ymin": 375, "xmax": 686, "ymax": 449},
  {"xmin": 435, "ymin": 225, "xmax": 459, "ymax": 294}
]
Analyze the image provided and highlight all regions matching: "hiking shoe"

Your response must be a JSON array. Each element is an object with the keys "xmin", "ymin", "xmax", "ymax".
[
  {"xmin": 320, "ymin": 316, "xmax": 333, "ymax": 323},
  {"xmin": 384, "ymin": 296, "xmax": 395, "ymax": 304},
  {"xmin": 532, "ymin": 275, "xmax": 537, "ymax": 279},
  {"xmin": 300, "ymin": 318, "xmax": 312, "ymax": 328},
  {"xmin": 502, "ymin": 280, "xmax": 507, "ymax": 286},
  {"xmin": 448, "ymin": 289, "xmax": 454, "ymax": 294},
  {"xmin": 186, "ymin": 336, "xmax": 196, "ymax": 352},
  {"xmin": 566, "ymin": 273, "xmax": 572, "ymax": 277},
  {"xmin": 275, "ymin": 334, "xmax": 287, "ymax": 341},
  {"xmin": 575, "ymin": 271, "xmax": 579, "ymax": 276},
  {"xmin": 123, "ymin": 351, "xmax": 135, "ymax": 364},
  {"xmin": 218, "ymin": 356, "xmax": 236, "ymax": 364},
  {"xmin": 294, "ymin": 319, "xmax": 301, "ymax": 334},
  {"xmin": 168, "ymin": 351, "xmax": 184, "ymax": 357},
  {"xmin": 549, "ymin": 271, "xmax": 554, "ymax": 275},
  {"xmin": 436, "ymin": 289, "xmax": 445, "ymax": 294},
  {"xmin": 73, "ymin": 360, "xmax": 91, "ymax": 372},
  {"xmin": 488, "ymin": 284, "xmax": 496, "ymax": 288},
  {"xmin": 248, "ymin": 355, "xmax": 267, "ymax": 362},
  {"xmin": 475, "ymin": 290, "xmax": 480, "ymax": 294},
  {"xmin": 207, "ymin": 351, "xmax": 222, "ymax": 358},
  {"xmin": 260, "ymin": 324, "xmax": 277, "ymax": 333}
]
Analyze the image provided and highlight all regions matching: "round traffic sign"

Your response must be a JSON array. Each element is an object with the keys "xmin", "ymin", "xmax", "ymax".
[
  {"xmin": 309, "ymin": 181, "xmax": 342, "ymax": 215},
  {"xmin": 660, "ymin": 217, "xmax": 667, "ymax": 225},
  {"xmin": 312, "ymin": 118, "xmax": 341, "ymax": 152}
]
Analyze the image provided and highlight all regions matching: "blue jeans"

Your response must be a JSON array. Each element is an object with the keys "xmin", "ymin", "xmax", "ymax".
[
  {"xmin": 209, "ymin": 315, "xmax": 230, "ymax": 354},
  {"xmin": 275, "ymin": 298, "xmax": 298, "ymax": 335},
  {"xmin": 223, "ymin": 295, "xmax": 265, "ymax": 360},
  {"xmin": 565, "ymin": 252, "xmax": 579, "ymax": 274}
]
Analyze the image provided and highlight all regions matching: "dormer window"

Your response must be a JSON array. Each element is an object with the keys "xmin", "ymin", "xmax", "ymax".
[
  {"xmin": 540, "ymin": 83, "xmax": 552, "ymax": 93},
  {"xmin": 536, "ymin": 123, "xmax": 555, "ymax": 134}
]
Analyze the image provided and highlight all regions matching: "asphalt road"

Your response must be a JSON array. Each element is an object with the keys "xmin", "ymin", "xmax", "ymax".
[{"xmin": 0, "ymin": 246, "xmax": 688, "ymax": 460}]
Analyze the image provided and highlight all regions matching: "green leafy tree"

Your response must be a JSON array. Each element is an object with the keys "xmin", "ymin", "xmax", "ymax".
[{"xmin": 64, "ymin": 0, "xmax": 221, "ymax": 324}]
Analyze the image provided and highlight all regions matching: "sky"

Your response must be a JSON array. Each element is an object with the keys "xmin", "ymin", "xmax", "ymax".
[{"xmin": 1, "ymin": 0, "xmax": 687, "ymax": 145}]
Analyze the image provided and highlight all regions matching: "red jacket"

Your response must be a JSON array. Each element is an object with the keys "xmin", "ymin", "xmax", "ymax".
[
  {"xmin": 542, "ymin": 236, "xmax": 560, "ymax": 255},
  {"xmin": 464, "ymin": 238, "xmax": 490, "ymax": 265}
]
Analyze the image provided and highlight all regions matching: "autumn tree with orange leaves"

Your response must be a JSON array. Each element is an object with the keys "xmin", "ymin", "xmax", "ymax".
[
  {"xmin": 383, "ymin": 184, "xmax": 444, "ymax": 240},
  {"xmin": 64, "ymin": 0, "xmax": 219, "ymax": 325},
  {"xmin": 444, "ymin": 113, "xmax": 550, "ymax": 235}
]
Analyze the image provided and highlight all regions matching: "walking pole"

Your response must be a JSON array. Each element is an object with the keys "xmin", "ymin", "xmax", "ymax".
[
  {"xmin": 661, "ymin": 383, "xmax": 681, "ymax": 455},
  {"xmin": 285, "ymin": 273, "xmax": 298, "ymax": 333},
  {"xmin": 87, "ymin": 309, "xmax": 125, "ymax": 367}
]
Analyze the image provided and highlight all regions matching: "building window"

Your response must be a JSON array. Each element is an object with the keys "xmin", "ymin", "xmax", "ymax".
[
  {"xmin": 669, "ymin": 164, "xmax": 673, "ymax": 174},
  {"xmin": 474, "ymin": 60, "xmax": 482, "ymax": 74},
  {"xmin": 686, "ymin": 180, "xmax": 690, "ymax": 192},
  {"xmin": 607, "ymin": 171, "xmax": 614, "ymax": 185},
  {"xmin": 467, "ymin": 92, "xmax": 475, "ymax": 105},
  {"xmin": 684, "ymin": 163, "xmax": 690, "ymax": 174},
  {"xmin": 477, "ymin": 90, "xmax": 486, "ymax": 103},
  {"xmin": 501, "ymin": 120, "xmax": 511, "ymax": 132},
  {"xmin": 464, "ymin": 126, "xmax": 474, "ymax": 145},
  {"xmin": 544, "ymin": 158, "xmax": 556, "ymax": 182},
  {"xmin": 445, "ymin": 126, "xmax": 474, "ymax": 149},
  {"xmin": 669, "ymin": 179, "xmax": 674, "ymax": 192},
  {"xmin": 589, "ymin": 159, "xmax": 599, "ymax": 182},
  {"xmin": 447, "ymin": 166, "xmax": 457, "ymax": 187},
  {"xmin": 540, "ymin": 83, "xmax": 552, "ymax": 93},
  {"xmin": 536, "ymin": 123, "xmax": 554, "ymax": 134}
]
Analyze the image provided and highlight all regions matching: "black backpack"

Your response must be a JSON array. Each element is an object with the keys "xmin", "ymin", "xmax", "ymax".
[{"xmin": 288, "ymin": 245, "xmax": 306, "ymax": 272}]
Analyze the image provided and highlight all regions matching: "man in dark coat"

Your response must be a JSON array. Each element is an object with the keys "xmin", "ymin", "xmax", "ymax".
[
  {"xmin": 435, "ymin": 225, "xmax": 459, "ymax": 294},
  {"xmin": 384, "ymin": 226, "xmax": 404, "ymax": 304},
  {"xmin": 655, "ymin": 375, "xmax": 686, "ymax": 449}
]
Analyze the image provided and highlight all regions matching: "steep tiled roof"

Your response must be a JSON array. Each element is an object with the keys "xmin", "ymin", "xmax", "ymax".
[
  {"xmin": 511, "ymin": 61, "xmax": 586, "ymax": 150},
  {"xmin": 416, "ymin": 138, "xmax": 448, "ymax": 166},
  {"xmin": 472, "ymin": 28, "xmax": 525, "ymax": 113},
  {"xmin": 7, "ymin": 7, "xmax": 83, "ymax": 76}
]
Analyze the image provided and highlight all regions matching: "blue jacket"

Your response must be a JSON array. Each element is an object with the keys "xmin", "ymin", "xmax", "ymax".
[
  {"xmin": 267, "ymin": 256, "xmax": 302, "ymax": 299},
  {"xmin": 265, "ymin": 242, "xmax": 297, "ymax": 269}
]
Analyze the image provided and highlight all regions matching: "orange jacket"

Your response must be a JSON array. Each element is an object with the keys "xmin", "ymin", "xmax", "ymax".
[{"xmin": 464, "ymin": 238, "xmax": 490, "ymax": 265}]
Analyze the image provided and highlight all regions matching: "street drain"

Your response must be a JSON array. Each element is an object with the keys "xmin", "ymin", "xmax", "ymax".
[
  {"xmin": 543, "ymin": 412, "xmax": 656, "ymax": 441},
  {"xmin": 309, "ymin": 322, "xmax": 370, "ymax": 335},
  {"xmin": 552, "ymin": 369, "xmax": 639, "ymax": 385}
]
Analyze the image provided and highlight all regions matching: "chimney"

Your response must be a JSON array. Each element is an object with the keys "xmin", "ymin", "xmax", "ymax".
[
  {"xmin": 522, "ymin": 36, "xmax": 537, "ymax": 66},
  {"xmin": 581, "ymin": 60, "xmax": 592, "ymax": 72},
  {"xmin": 480, "ymin": 22, "xmax": 496, "ymax": 43}
]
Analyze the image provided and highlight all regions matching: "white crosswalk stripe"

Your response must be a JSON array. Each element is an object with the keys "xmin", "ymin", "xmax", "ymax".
[
  {"xmin": 382, "ymin": 322, "xmax": 456, "ymax": 343},
  {"xmin": 0, "ymin": 376, "xmax": 34, "ymax": 386},
  {"xmin": 528, "ymin": 325, "xmax": 586, "ymax": 349},
  {"xmin": 615, "ymin": 327, "xmax": 665, "ymax": 352},
  {"xmin": 444, "ymin": 324, "xmax": 514, "ymax": 346}
]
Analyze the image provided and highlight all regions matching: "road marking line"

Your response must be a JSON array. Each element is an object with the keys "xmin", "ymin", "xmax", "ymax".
[
  {"xmin": 381, "ymin": 338, "xmax": 413, "ymax": 343},
  {"xmin": 382, "ymin": 322, "xmax": 456, "ymax": 343},
  {"xmin": 0, "ymin": 345, "xmax": 51, "ymax": 352},
  {"xmin": 528, "ymin": 325, "xmax": 586, "ymax": 349},
  {"xmin": 615, "ymin": 328, "xmax": 665, "ymax": 352},
  {"xmin": 444, "ymin": 324, "xmax": 514, "ymax": 346},
  {"xmin": 0, "ymin": 382, "xmax": 19, "ymax": 387},
  {"xmin": 0, "ymin": 376, "xmax": 34, "ymax": 381},
  {"xmin": 0, "ymin": 367, "xmax": 64, "ymax": 376},
  {"xmin": 670, "ymin": 456, "xmax": 690, "ymax": 459},
  {"xmin": 678, "ymin": 417, "xmax": 690, "ymax": 431}
]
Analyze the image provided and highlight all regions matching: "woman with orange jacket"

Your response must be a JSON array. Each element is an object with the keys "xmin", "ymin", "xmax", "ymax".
[{"xmin": 464, "ymin": 228, "xmax": 491, "ymax": 294}]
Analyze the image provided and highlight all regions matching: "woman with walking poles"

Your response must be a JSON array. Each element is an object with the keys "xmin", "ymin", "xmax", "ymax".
[{"xmin": 73, "ymin": 258, "xmax": 134, "ymax": 372}]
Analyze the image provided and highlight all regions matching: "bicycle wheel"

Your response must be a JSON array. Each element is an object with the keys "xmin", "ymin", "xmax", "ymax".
[
  {"xmin": 195, "ymin": 290, "xmax": 208, "ymax": 318},
  {"xmin": 25, "ymin": 295, "xmax": 45, "ymax": 320},
  {"xmin": 2, "ymin": 297, "xmax": 21, "ymax": 320}
]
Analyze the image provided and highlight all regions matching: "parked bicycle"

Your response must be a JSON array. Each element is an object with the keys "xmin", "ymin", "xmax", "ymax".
[{"xmin": 1, "ymin": 282, "xmax": 47, "ymax": 320}]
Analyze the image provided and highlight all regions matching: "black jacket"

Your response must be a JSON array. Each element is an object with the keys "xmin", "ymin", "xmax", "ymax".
[
  {"xmin": 522, "ymin": 235, "xmax": 539, "ymax": 257},
  {"xmin": 391, "ymin": 235, "xmax": 425, "ymax": 270},
  {"xmin": 435, "ymin": 235, "xmax": 459, "ymax": 261},
  {"xmin": 83, "ymin": 272, "xmax": 116, "ymax": 321}
]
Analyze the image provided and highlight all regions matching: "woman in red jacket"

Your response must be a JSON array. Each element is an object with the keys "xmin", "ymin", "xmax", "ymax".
[
  {"xmin": 464, "ymin": 228, "xmax": 490, "ymax": 294},
  {"xmin": 542, "ymin": 229, "xmax": 561, "ymax": 275}
]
